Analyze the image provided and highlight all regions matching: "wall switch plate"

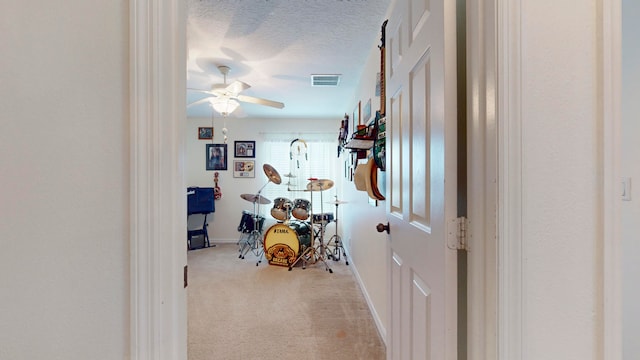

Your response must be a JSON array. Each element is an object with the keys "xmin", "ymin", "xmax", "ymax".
[{"xmin": 622, "ymin": 177, "xmax": 632, "ymax": 201}]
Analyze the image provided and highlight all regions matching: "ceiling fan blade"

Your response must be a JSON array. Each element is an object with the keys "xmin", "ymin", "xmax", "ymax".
[
  {"xmin": 225, "ymin": 80, "xmax": 251, "ymax": 95},
  {"xmin": 188, "ymin": 88, "xmax": 218, "ymax": 96},
  {"xmin": 237, "ymin": 94, "xmax": 285, "ymax": 109},
  {"xmin": 187, "ymin": 97, "xmax": 213, "ymax": 108}
]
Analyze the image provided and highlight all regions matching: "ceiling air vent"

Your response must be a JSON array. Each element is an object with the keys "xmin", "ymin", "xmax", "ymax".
[{"xmin": 311, "ymin": 74, "xmax": 341, "ymax": 87}]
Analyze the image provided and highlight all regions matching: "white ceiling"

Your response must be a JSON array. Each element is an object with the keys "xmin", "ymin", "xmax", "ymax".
[{"xmin": 186, "ymin": 0, "xmax": 390, "ymax": 119}]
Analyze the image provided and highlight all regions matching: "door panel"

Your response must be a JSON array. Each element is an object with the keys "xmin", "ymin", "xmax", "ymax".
[
  {"xmin": 411, "ymin": 273, "xmax": 431, "ymax": 359},
  {"xmin": 386, "ymin": 0, "xmax": 457, "ymax": 359},
  {"xmin": 390, "ymin": 253, "xmax": 402, "ymax": 360},
  {"xmin": 409, "ymin": 53, "xmax": 431, "ymax": 226},
  {"xmin": 390, "ymin": 90, "xmax": 403, "ymax": 214}
]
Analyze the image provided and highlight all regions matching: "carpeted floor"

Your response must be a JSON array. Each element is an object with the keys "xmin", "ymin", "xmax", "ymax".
[{"xmin": 187, "ymin": 242, "xmax": 386, "ymax": 360}]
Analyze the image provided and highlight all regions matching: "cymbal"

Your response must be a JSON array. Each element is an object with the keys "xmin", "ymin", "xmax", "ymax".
[
  {"xmin": 283, "ymin": 173, "xmax": 296, "ymax": 178},
  {"xmin": 326, "ymin": 200, "xmax": 349, "ymax": 205},
  {"xmin": 306, "ymin": 179, "xmax": 334, "ymax": 192},
  {"xmin": 263, "ymin": 164, "xmax": 282, "ymax": 184},
  {"xmin": 240, "ymin": 193, "xmax": 271, "ymax": 204}
]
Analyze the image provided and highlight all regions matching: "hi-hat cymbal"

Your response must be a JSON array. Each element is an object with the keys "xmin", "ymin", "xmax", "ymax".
[
  {"xmin": 306, "ymin": 179, "xmax": 334, "ymax": 192},
  {"xmin": 240, "ymin": 193, "xmax": 271, "ymax": 204},
  {"xmin": 263, "ymin": 164, "xmax": 282, "ymax": 184},
  {"xmin": 283, "ymin": 173, "xmax": 296, "ymax": 178},
  {"xmin": 326, "ymin": 200, "xmax": 349, "ymax": 205}
]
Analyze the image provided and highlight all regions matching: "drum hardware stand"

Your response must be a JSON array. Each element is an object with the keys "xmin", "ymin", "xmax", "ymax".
[
  {"xmin": 288, "ymin": 178, "xmax": 333, "ymax": 273},
  {"xmin": 238, "ymin": 198, "xmax": 265, "ymax": 264},
  {"xmin": 328, "ymin": 196, "xmax": 349, "ymax": 265},
  {"xmin": 239, "ymin": 164, "xmax": 282, "ymax": 266}
]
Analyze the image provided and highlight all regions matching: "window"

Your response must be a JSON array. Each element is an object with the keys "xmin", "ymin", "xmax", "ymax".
[{"xmin": 260, "ymin": 135, "xmax": 339, "ymax": 213}]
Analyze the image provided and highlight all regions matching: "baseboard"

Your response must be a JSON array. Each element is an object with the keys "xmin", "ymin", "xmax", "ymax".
[{"xmin": 349, "ymin": 257, "xmax": 388, "ymax": 348}]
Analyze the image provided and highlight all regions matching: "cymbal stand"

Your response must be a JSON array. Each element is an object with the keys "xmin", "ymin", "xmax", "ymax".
[
  {"xmin": 328, "ymin": 197, "xmax": 348, "ymax": 265},
  {"xmin": 313, "ymin": 189, "xmax": 334, "ymax": 262},
  {"xmin": 239, "ymin": 180, "xmax": 272, "ymax": 265},
  {"xmin": 288, "ymin": 185, "xmax": 333, "ymax": 273}
]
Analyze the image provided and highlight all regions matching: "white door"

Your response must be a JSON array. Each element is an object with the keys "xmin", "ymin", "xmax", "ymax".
[{"xmin": 384, "ymin": 0, "xmax": 458, "ymax": 359}]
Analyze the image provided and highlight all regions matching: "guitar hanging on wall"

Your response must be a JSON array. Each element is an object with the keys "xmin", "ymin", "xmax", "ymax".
[
  {"xmin": 373, "ymin": 19, "xmax": 388, "ymax": 171},
  {"xmin": 213, "ymin": 172, "xmax": 222, "ymax": 200}
]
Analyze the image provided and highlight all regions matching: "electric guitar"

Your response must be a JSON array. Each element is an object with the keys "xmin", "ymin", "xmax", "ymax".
[{"xmin": 213, "ymin": 172, "xmax": 222, "ymax": 200}]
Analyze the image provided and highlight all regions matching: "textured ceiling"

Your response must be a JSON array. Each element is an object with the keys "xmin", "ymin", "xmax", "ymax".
[{"xmin": 187, "ymin": 0, "xmax": 390, "ymax": 119}]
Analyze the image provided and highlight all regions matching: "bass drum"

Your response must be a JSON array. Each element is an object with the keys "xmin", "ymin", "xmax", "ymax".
[
  {"xmin": 263, "ymin": 223, "xmax": 300, "ymax": 267},
  {"xmin": 288, "ymin": 220, "xmax": 312, "ymax": 250}
]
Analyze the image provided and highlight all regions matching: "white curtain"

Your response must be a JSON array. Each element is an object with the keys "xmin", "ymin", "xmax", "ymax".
[{"xmin": 260, "ymin": 133, "xmax": 339, "ymax": 214}]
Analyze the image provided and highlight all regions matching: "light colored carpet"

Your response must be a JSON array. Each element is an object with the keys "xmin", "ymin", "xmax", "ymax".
[{"xmin": 188, "ymin": 243, "xmax": 386, "ymax": 360}]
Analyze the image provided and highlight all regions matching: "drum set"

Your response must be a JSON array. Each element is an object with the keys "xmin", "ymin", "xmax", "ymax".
[{"xmin": 237, "ymin": 164, "xmax": 348, "ymax": 271}]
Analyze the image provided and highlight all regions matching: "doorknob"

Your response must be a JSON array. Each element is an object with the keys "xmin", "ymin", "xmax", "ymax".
[{"xmin": 376, "ymin": 222, "xmax": 390, "ymax": 234}]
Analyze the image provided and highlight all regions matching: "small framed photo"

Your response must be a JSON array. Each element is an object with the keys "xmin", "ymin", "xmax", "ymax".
[
  {"xmin": 198, "ymin": 127, "xmax": 213, "ymax": 140},
  {"xmin": 233, "ymin": 160, "xmax": 255, "ymax": 178},
  {"xmin": 206, "ymin": 144, "xmax": 227, "ymax": 171},
  {"xmin": 234, "ymin": 140, "xmax": 255, "ymax": 158}
]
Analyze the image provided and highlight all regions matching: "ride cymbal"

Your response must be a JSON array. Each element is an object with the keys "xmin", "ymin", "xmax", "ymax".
[{"xmin": 306, "ymin": 179, "xmax": 334, "ymax": 191}]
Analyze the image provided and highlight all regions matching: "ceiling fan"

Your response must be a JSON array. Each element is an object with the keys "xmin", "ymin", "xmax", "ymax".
[{"xmin": 188, "ymin": 65, "xmax": 285, "ymax": 116}]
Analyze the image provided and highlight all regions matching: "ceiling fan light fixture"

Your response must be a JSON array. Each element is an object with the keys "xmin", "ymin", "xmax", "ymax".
[
  {"xmin": 311, "ymin": 74, "xmax": 341, "ymax": 87},
  {"xmin": 210, "ymin": 98, "xmax": 240, "ymax": 116}
]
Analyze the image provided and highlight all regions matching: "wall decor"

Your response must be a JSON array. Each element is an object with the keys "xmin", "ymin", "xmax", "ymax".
[
  {"xmin": 234, "ymin": 140, "xmax": 255, "ymax": 158},
  {"xmin": 206, "ymin": 144, "xmax": 227, "ymax": 171},
  {"xmin": 363, "ymin": 98, "xmax": 372, "ymax": 123},
  {"xmin": 353, "ymin": 101, "xmax": 361, "ymax": 127},
  {"xmin": 233, "ymin": 160, "xmax": 255, "ymax": 178},
  {"xmin": 198, "ymin": 127, "xmax": 213, "ymax": 140}
]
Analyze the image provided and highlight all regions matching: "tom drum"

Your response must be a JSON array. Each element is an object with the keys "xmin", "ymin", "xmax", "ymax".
[
  {"xmin": 270, "ymin": 197, "xmax": 292, "ymax": 221},
  {"xmin": 291, "ymin": 198, "xmax": 311, "ymax": 220}
]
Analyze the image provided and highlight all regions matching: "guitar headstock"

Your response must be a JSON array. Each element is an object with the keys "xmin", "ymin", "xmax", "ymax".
[{"xmin": 378, "ymin": 19, "xmax": 388, "ymax": 50}]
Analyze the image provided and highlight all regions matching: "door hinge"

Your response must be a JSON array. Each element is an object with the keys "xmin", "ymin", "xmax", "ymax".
[{"xmin": 447, "ymin": 216, "xmax": 469, "ymax": 251}]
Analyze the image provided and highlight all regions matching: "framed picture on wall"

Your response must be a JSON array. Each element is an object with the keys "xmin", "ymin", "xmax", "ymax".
[
  {"xmin": 353, "ymin": 101, "xmax": 361, "ymax": 127},
  {"xmin": 206, "ymin": 144, "xmax": 227, "ymax": 171},
  {"xmin": 234, "ymin": 140, "xmax": 255, "ymax": 158},
  {"xmin": 363, "ymin": 98, "xmax": 371, "ymax": 123},
  {"xmin": 198, "ymin": 127, "xmax": 213, "ymax": 140},
  {"xmin": 233, "ymin": 160, "xmax": 255, "ymax": 178}
]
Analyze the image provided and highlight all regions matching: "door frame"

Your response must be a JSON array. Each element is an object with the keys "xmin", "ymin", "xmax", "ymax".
[
  {"xmin": 128, "ymin": 0, "xmax": 622, "ymax": 359},
  {"xmin": 468, "ymin": 0, "xmax": 622, "ymax": 359},
  {"xmin": 600, "ymin": 0, "xmax": 623, "ymax": 358},
  {"xmin": 129, "ymin": 0, "xmax": 188, "ymax": 359},
  {"xmin": 493, "ymin": 1, "xmax": 622, "ymax": 359}
]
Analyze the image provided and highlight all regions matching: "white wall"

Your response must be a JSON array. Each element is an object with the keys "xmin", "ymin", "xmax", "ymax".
[
  {"xmin": 621, "ymin": 0, "xmax": 640, "ymax": 357},
  {"xmin": 516, "ymin": 1, "xmax": 603, "ymax": 358},
  {"xmin": 0, "ymin": 1, "xmax": 129, "ymax": 359},
  {"xmin": 338, "ymin": 38, "xmax": 390, "ymax": 337}
]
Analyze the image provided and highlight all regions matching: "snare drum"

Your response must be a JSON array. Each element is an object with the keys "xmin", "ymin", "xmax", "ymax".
[
  {"xmin": 237, "ymin": 211, "xmax": 265, "ymax": 233},
  {"xmin": 263, "ymin": 223, "xmax": 301, "ymax": 267},
  {"xmin": 312, "ymin": 212, "xmax": 334, "ymax": 224},
  {"xmin": 270, "ymin": 197, "xmax": 292, "ymax": 221},
  {"xmin": 291, "ymin": 198, "xmax": 311, "ymax": 220}
]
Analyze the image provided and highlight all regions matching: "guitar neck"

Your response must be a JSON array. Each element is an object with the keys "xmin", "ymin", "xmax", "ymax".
[{"xmin": 379, "ymin": 20, "xmax": 388, "ymax": 118}]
